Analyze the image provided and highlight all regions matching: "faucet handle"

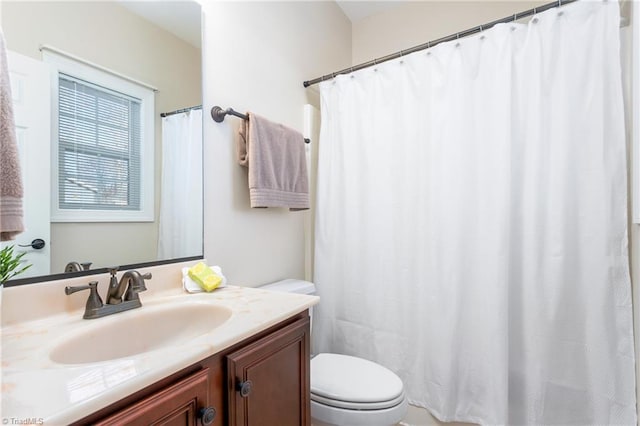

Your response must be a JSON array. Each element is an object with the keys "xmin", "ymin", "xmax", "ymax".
[
  {"xmin": 65, "ymin": 281, "xmax": 104, "ymax": 316},
  {"xmin": 65, "ymin": 283, "xmax": 92, "ymax": 295},
  {"xmin": 137, "ymin": 272, "xmax": 152, "ymax": 293},
  {"xmin": 108, "ymin": 266, "xmax": 119, "ymax": 277}
]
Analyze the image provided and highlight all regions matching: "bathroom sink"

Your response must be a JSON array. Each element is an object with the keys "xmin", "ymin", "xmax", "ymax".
[{"xmin": 49, "ymin": 302, "xmax": 232, "ymax": 364}]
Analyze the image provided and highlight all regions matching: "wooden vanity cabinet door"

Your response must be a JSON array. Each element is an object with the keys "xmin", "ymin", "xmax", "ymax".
[
  {"xmin": 95, "ymin": 368, "xmax": 212, "ymax": 426},
  {"xmin": 227, "ymin": 316, "xmax": 310, "ymax": 426}
]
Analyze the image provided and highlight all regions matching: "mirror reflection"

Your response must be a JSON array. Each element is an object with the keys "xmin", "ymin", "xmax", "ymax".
[{"xmin": 1, "ymin": 0, "xmax": 203, "ymax": 283}]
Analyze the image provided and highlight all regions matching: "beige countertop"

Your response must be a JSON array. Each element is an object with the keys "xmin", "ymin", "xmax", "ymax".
[{"xmin": 1, "ymin": 266, "xmax": 318, "ymax": 425}]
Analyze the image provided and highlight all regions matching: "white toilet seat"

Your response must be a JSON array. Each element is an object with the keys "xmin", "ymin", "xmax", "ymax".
[
  {"xmin": 310, "ymin": 353, "xmax": 408, "ymax": 426},
  {"xmin": 311, "ymin": 353, "xmax": 404, "ymax": 402},
  {"xmin": 311, "ymin": 391, "xmax": 406, "ymax": 410}
]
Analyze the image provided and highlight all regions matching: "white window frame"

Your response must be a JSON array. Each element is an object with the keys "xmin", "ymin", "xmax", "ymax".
[
  {"xmin": 633, "ymin": 1, "xmax": 640, "ymax": 224},
  {"xmin": 43, "ymin": 50, "xmax": 155, "ymax": 222}
]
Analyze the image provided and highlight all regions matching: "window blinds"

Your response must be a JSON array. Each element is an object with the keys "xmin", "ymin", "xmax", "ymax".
[{"xmin": 58, "ymin": 73, "xmax": 141, "ymax": 211}]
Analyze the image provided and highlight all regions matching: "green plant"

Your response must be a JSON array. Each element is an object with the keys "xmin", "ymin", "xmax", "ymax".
[{"xmin": 0, "ymin": 245, "xmax": 31, "ymax": 284}]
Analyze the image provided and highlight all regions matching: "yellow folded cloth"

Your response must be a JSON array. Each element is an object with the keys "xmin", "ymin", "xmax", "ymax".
[{"xmin": 187, "ymin": 262, "xmax": 222, "ymax": 292}]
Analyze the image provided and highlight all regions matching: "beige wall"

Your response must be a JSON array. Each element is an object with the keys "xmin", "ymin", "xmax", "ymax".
[
  {"xmin": 351, "ymin": 1, "xmax": 546, "ymax": 64},
  {"xmin": 2, "ymin": 1, "xmax": 201, "ymax": 273},
  {"xmin": 201, "ymin": 1, "xmax": 350, "ymax": 286}
]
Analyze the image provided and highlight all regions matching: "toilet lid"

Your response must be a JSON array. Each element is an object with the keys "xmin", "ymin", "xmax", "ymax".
[{"xmin": 311, "ymin": 353, "xmax": 404, "ymax": 407}]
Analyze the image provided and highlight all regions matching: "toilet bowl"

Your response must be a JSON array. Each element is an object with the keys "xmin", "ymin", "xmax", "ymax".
[{"xmin": 260, "ymin": 279, "xmax": 408, "ymax": 426}]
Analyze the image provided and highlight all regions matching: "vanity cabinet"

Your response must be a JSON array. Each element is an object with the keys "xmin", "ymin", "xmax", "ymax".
[
  {"xmin": 75, "ymin": 311, "xmax": 310, "ymax": 426},
  {"xmin": 227, "ymin": 317, "xmax": 310, "ymax": 425},
  {"xmin": 93, "ymin": 369, "xmax": 212, "ymax": 426}
]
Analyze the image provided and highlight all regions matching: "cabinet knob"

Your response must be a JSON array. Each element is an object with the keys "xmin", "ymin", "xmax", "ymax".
[
  {"xmin": 236, "ymin": 379, "xmax": 253, "ymax": 398},
  {"xmin": 199, "ymin": 406, "xmax": 216, "ymax": 425}
]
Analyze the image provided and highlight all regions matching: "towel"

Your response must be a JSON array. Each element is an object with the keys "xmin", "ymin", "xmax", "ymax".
[
  {"xmin": 0, "ymin": 28, "xmax": 24, "ymax": 241},
  {"xmin": 237, "ymin": 112, "xmax": 309, "ymax": 211}
]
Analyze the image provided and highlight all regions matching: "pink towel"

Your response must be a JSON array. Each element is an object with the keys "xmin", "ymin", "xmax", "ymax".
[
  {"xmin": 0, "ymin": 28, "xmax": 24, "ymax": 241},
  {"xmin": 237, "ymin": 112, "xmax": 309, "ymax": 211}
]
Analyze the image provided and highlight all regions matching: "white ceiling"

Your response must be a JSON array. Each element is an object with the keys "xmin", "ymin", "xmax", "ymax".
[
  {"xmin": 118, "ymin": 0, "xmax": 202, "ymax": 48},
  {"xmin": 336, "ymin": 1, "xmax": 407, "ymax": 23},
  {"xmin": 118, "ymin": 0, "xmax": 405, "ymax": 48}
]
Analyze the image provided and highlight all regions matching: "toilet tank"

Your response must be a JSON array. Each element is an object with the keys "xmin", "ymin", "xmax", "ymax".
[
  {"xmin": 259, "ymin": 279, "xmax": 317, "ymax": 324},
  {"xmin": 260, "ymin": 278, "xmax": 317, "ymax": 295}
]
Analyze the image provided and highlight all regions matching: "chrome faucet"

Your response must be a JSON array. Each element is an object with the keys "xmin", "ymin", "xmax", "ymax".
[
  {"xmin": 64, "ymin": 261, "xmax": 92, "ymax": 273},
  {"xmin": 65, "ymin": 268, "xmax": 152, "ymax": 320},
  {"xmin": 105, "ymin": 268, "xmax": 151, "ymax": 305}
]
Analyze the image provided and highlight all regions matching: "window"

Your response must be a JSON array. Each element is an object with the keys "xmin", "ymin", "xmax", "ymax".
[
  {"xmin": 44, "ymin": 49, "xmax": 155, "ymax": 222},
  {"xmin": 58, "ymin": 75, "xmax": 142, "ymax": 210}
]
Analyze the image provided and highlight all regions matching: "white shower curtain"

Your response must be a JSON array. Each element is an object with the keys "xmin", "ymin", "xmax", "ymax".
[
  {"xmin": 157, "ymin": 109, "xmax": 203, "ymax": 259},
  {"xmin": 313, "ymin": 1, "xmax": 636, "ymax": 424}
]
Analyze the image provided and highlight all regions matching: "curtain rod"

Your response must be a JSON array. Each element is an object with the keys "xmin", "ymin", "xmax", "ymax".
[
  {"xmin": 303, "ymin": 0, "xmax": 579, "ymax": 88},
  {"xmin": 160, "ymin": 105, "xmax": 202, "ymax": 118}
]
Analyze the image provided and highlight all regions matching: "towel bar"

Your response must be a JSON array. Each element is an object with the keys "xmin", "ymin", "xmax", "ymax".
[{"xmin": 211, "ymin": 106, "xmax": 311, "ymax": 144}]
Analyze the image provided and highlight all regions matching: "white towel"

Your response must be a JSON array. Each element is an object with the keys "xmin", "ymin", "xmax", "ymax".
[
  {"xmin": 0, "ymin": 28, "xmax": 24, "ymax": 241},
  {"xmin": 181, "ymin": 265, "xmax": 227, "ymax": 293},
  {"xmin": 237, "ymin": 112, "xmax": 309, "ymax": 211}
]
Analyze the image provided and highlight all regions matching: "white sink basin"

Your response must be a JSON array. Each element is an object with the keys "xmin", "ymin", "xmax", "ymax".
[{"xmin": 49, "ymin": 302, "xmax": 232, "ymax": 364}]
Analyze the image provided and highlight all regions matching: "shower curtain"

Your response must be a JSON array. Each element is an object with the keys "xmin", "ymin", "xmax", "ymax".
[
  {"xmin": 157, "ymin": 109, "xmax": 203, "ymax": 259},
  {"xmin": 313, "ymin": 1, "xmax": 636, "ymax": 424}
]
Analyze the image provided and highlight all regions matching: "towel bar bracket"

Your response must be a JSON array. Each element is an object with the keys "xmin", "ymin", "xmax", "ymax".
[
  {"xmin": 210, "ymin": 106, "xmax": 225, "ymax": 122},
  {"xmin": 211, "ymin": 106, "xmax": 247, "ymax": 123}
]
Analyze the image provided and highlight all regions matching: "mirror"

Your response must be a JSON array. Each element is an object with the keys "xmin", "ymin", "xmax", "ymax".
[{"xmin": 1, "ymin": 0, "xmax": 203, "ymax": 285}]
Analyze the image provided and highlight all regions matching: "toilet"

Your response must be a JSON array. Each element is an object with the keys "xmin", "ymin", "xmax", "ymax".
[{"xmin": 260, "ymin": 279, "xmax": 408, "ymax": 426}]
